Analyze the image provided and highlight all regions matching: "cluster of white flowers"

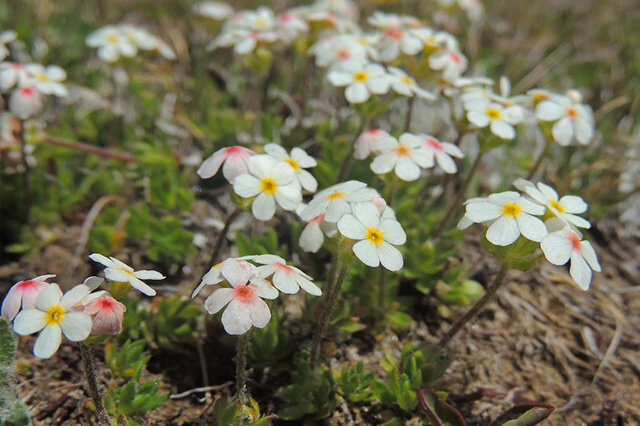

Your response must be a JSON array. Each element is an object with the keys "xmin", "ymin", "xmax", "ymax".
[
  {"xmin": 193, "ymin": 255, "xmax": 320, "ymax": 334},
  {"xmin": 0, "ymin": 51, "xmax": 69, "ymax": 119},
  {"xmin": 459, "ymin": 179, "xmax": 600, "ymax": 289},
  {"xmin": 1, "ymin": 254, "xmax": 163, "ymax": 359},
  {"xmin": 86, "ymin": 24, "xmax": 176, "ymax": 63}
]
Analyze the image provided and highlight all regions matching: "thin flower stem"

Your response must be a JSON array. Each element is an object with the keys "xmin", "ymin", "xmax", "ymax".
[
  {"xmin": 336, "ymin": 117, "xmax": 368, "ymax": 183},
  {"xmin": 404, "ymin": 96, "xmax": 415, "ymax": 132},
  {"xmin": 377, "ymin": 267, "xmax": 387, "ymax": 309},
  {"xmin": 525, "ymin": 137, "xmax": 552, "ymax": 180},
  {"xmin": 209, "ymin": 209, "xmax": 241, "ymax": 266},
  {"xmin": 79, "ymin": 344, "xmax": 113, "ymax": 426},
  {"xmin": 235, "ymin": 332, "xmax": 251, "ymax": 404},
  {"xmin": 309, "ymin": 261, "xmax": 349, "ymax": 369},
  {"xmin": 44, "ymin": 135, "xmax": 135, "ymax": 162},
  {"xmin": 432, "ymin": 150, "xmax": 485, "ymax": 239},
  {"xmin": 19, "ymin": 122, "xmax": 31, "ymax": 223},
  {"xmin": 437, "ymin": 263, "xmax": 509, "ymax": 348}
]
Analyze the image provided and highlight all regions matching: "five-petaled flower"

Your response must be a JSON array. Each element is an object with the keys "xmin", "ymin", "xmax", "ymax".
[{"xmin": 89, "ymin": 253, "xmax": 165, "ymax": 296}]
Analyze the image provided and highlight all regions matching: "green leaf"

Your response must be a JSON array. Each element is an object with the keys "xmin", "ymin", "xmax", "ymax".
[{"xmin": 490, "ymin": 402, "xmax": 554, "ymax": 426}]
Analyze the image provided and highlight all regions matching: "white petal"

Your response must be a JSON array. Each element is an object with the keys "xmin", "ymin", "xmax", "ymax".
[
  {"xmin": 540, "ymin": 234, "xmax": 572, "ymax": 265},
  {"xmin": 89, "ymin": 253, "xmax": 115, "ymax": 268},
  {"xmin": 353, "ymin": 202, "xmax": 381, "ymax": 229},
  {"xmin": 559, "ymin": 195, "xmax": 588, "ymax": 214},
  {"xmin": 274, "ymin": 183, "xmax": 302, "ymax": 211},
  {"xmin": 574, "ymin": 118, "xmax": 593, "ymax": 144},
  {"xmin": 328, "ymin": 70, "xmax": 353, "ymax": 86},
  {"xmin": 252, "ymin": 193, "xmax": 276, "ymax": 221},
  {"xmin": 197, "ymin": 151, "xmax": 226, "ymax": 178},
  {"xmin": 467, "ymin": 110, "xmax": 489, "ymax": 127},
  {"xmin": 353, "ymin": 240, "xmax": 380, "ymax": 267},
  {"xmin": 490, "ymin": 120, "xmax": 515, "ymax": 140},
  {"xmin": 233, "ymin": 174, "xmax": 261, "ymax": 198},
  {"xmin": 204, "ymin": 288, "xmax": 234, "ymax": 314},
  {"xmin": 134, "ymin": 270, "xmax": 165, "ymax": 280},
  {"xmin": 299, "ymin": 223, "xmax": 324, "ymax": 253},
  {"xmin": 128, "ymin": 277, "xmax": 157, "ymax": 296},
  {"xmin": 371, "ymin": 152, "xmax": 397, "ymax": 175},
  {"xmin": 295, "ymin": 276, "xmax": 322, "ymax": 296},
  {"xmin": 536, "ymin": 101, "xmax": 564, "ymax": 121},
  {"xmin": 33, "ymin": 325, "xmax": 62, "ymax": 359},
  {"xmin": 570, "ymin": 252, "xmax": 592, "ymax": 290},
  {"xmin": 272, "ymin": 270, "xmax": 299, "ymax": 294},
  {"xmin": 337, "ymin": 214, "xmax": 367, "ymax": 240},
  {"xmin": 377, "ymin": 242, "xmax": 403, "ymax": 271},
  {"xmin": 60, "ymin": 312, "xmax": 92, "ymax": 341},
  {"xmin": 580, "ymin": 241, "xmax": 601, "ymax": 272},
  {"xmin": 435, "ymin": 152, "xmax": 457, "ymax": 174},
  {"xmin": 297, "ymin": 169, "xmax": 318, "ymax": 192},
  {"xmin": 465, "ymin": 202, "xmax": 503, "ymax": 223},
  {"xmin": 563, "ymin": 213, "xmax": 591, "ymax": 229},
  {"xmin": 516, "ymin": 214, "xmax": 547, "ymax": 242},
  {"xmin": 105, "ymin": 268, "xmax": 129, "ymax": 282},
  {"xmin": 13, "ymin": 309, "xmax": 47, "ymax": 335},
  {"xmin": 552, "ymin": 118, "xmax": 573, "ymax": 146},
  {"xmin": 251, "ymin": 278, "xmax": 279, "ymax": 299},
  {"xmin": 379, "ymin": 219, "xmax": 406, "ymax": 245},
  {"xmin": 486, "ymin": 216, "xmax": 520, "ymax": 246},
  {"xmin": 345, "ymin": 83, "xmax": 370, "ymax": 103},
  {"xmin": 247, "ymin": 298, "xmax": 271, "ymax": 328},
  {"xmin": 221, "ymin": 300, "xmax": 252, "ymax": 335},
  {"xmin": 35, "ymin": 284, "xmax": 62, "ymax": 311},
  {"xmin": 60, "ymin": 285, "xmax": 91, "ymax": 310},
  {"xmin": 395, "ymin": 157, "xmax": 420, "ymax": 181}
]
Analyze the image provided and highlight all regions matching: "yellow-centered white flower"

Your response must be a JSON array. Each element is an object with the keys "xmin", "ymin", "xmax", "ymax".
[
  {"xmin": 328, "ymin": 59, "xmax": 391, "ymax": 104},
  {"xmin": 370, "ymin": 133, "xmax": 434, "ymax": 182},
  {"xmin": 264, "ymin": 143, "xmax": 318, "ymax": 192},
  {"xmin": 13, "ymin": 284, "xmax": 92, "ymax": 359},
  {"xmin": 464, "ymin": 191, "xmax": 547, "ymax": 246},
  {"xmin": 233, "ymin": 154, "xmax": 302, "ymax": 221},
  {"xmin": 338, "ymin": 202, "xmax": 406, "ymax": 271},
  {"xmin": 466, "ymin": 98, "xmax": 523, "ymax": 140},
  {"xmin": 535, "ymin": 94, "xmax": 594, "ymax": 146},
  {"xmin": 89, "ymin": 253, "xmax": 165, "ymax": 296}
]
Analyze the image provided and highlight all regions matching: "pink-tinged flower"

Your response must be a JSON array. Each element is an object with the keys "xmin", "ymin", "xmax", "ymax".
[
  {"xmin": 204, "ymin": 258, "xmax": 278, "ymax": 335},
  {"xmin": 252, "ymin": 254, "xmax": 322, "ymax": 295},
  {"xmin": 0, "ymin": 62, "xmax": 29, "ymax": 91},
  {"xmin": 1, "ymin": 274, "xmax": 55, "ymax": 321},
  {"xmin": 81, "ymin": 294, "xmax": 126, "ymax": 335},
  {"xmin": 9, "ymin": 86, "xmax": 43, "ymax": 119},
  {"xmin": 420, "ymin": 134, "xmax": 464, "ymax": 174},
  {"xmin": 354, "ymin": 129, "xmax": 390, "ymax": 160},
  {"xmin": 13, "ymin": 284, "xmax": 92, "ymax": 359},
  {"xmin": 197, "ymin": 145, "xmax": 255, "ymax": 183}
]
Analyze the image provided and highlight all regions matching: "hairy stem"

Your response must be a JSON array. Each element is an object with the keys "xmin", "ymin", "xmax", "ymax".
[
  {"xmin": 209, "ymin": 209, "xmax": 241, "ymax": 266},
  {"xmin": 438, "ymin": 263, "xmax": 509, "ymax": 348},
  {"xmin": 79, "ymin": 344, "xmax": 113, "ymax": 426},
  {"xmin": 309, "ymin": 261, "xmax": 349, "ymax": 369},
  {"xmin": 235, "ymin": 332, "xmax": 250, "ymax": 404},
  {"xmin": 19, "ymin": 122, "xmax": 31, "ymax": 223},
  {"xmin": 432, "ymin": 150, "xmax": 485, "ymax": 239}
]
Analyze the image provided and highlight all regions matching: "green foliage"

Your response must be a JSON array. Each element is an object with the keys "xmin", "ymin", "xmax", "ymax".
[
  {"xmin": 0, "ymin": 319, "xmax": 32, "ymax": 426},
  {"xmin": 417, "ymin": 389, "xmax": 465, "ymax": 426},
  {"xmin": 211, "ymin": 397, "xmax": 272, "ymax": 426},
  {"xmin": 277, "ymin": 353, "xmax": 338, "ymax": 421},
  {"xmin": 334, "ymin": 362, "xmax": 375, "ymax": 403},
  {"xmin": 249, "ymin": 311, "xmax": 291, "ymax": 365},
  {"xmin": 104, "ymin": 370, "xmax": 168, "ymax": 418},
  {"xmin": 481, "ymin": 235, "xmax": 541, "ymax": 271},
  {"xmin": 235, "ymin": 228, "xmax": 286, "ymax": 258},
  {"xmin": 105, "ymin": 340, "xmax": 150, "ymax": 379}
]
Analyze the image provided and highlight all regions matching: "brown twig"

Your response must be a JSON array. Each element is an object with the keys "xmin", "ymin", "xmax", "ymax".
[{"xmin": 44, "ymin": 135, "xmax": 134, "ymax": 162}]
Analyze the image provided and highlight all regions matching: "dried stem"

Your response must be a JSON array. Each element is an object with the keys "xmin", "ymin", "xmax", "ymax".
[
  {"xmin": 79, "ymin": 344, "xmax": 113, "ymax": 426},
  {"xmin": 309, "ymin": 261, "xmax": 349, "ymax": 369},
  {"xmin": 526, "ymin": 137, "xmax": 552, "ymax": 180},
  {"xmin": 44, "ymin": 135, "xmax": 134, "ymax": 162},
  {"xmin": 404, "ymin": 96, "xmax": 415, "ymax": 132},
  {"xmin": 432, "ymin": 150, "xmax": 485, "ymax": 239},
  {"xmin": 19, "ymin": 122, "xmax": 31, "ymax": 223},
  {"xmin": 209, "ymin": 209, "xmax": 241, "ymax": 266},
  {"xmin": 438, "ymin": 263, "xmax": 509, "ymax": 348}
]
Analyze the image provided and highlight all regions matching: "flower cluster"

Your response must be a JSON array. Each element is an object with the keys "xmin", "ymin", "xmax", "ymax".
[
  {"xmin": 1, "ymin": 255, "xmax": 163, "ymax": 358},
  {"xmin": 193, "ymin": 255, "xmax": 320, "ymax": 334},
  {"xmin": 86, "ymin": 24, "xmax": 176, "ymax": 63},
  {"xmin": 0, "ymin": 56, "xmax": 69, "ymax": 119},
  {"xmin": 459, "ymin": 179, "xmax": 600, "ymax": 289}
]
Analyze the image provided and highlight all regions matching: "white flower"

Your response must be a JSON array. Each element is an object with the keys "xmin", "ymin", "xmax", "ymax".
[
  {"xmin": 119, "ymin": 24, "xmax": 157, "ymax": 50},
  {"xmin": 233, "ymin": 155, "xmax": 302, "ymax": 221},
  {"xmin": 210, "ymin": 28, "xmax": 278, "ymax": 54},
  {"xmin": 193, "ymin": 1, "xmax": 234, "ymax": 20},
  {"xmin": 13, "ymin": 284, "xmax": 92, "ymax": 359},
  {"xmin": 1, "ymin": 274, "xmax": 55, "ymax": 321},
  {"xmin": 419, "ymin": 134, "xmax": 464, "ymax": 174},
  {"xmin": 370, "ymin": 133, "xmax": 433, "ymax": 181},
  {"xmin": 9, "ymin": 86, "xmax": 42, "ymax": 119},
  {"xmin": 337, "ymin": 202, "xmax": 406, "ymax": 271},
  {"xmin": 0, "ymin": 30, "xmax": 16, "ymax": 61},
  {"xmin": 86, "ymin": 25, "xmax": 137, "ymax": 62},
  {"xmin": 89, "ymin": 253, "xmax": 165, "ymax": 296},
  {"xmin": 301, "ymin": 180, "xmax": 377, "ymax": 223},
  {"xmin": 299, "ymin": 213, "xmax": 338, "ymax": 253},
  {"xmin": 387, "ymin": 67, "xmax": 435, "ymax": 100},
  {"xmin": 24, "ymin": 64, "xmax": 69, "ymax": 97},
  {"xmin": 192, "ymin": 261, "xmax": 224, "ymax": 298},
  {"xmin": 197, "ymin": 145, "xmax": 254, "ymax": 183},
  {"xmin": 429, "ymin": 49, "xmax": 468, "ymax": 83},
  {"xmin": 354, "ymin": 128, "xmax": 390, "ymax": 160},
  {"xmin": 0, "ymin": 62, "xmax": 29, "ymax": 91},
  {"xmin": 536, "ymin": 94, "xmax": 594, "ymax": 145},
  {"xmin": 464, "ymin": 191, "xmax": 547, "ymax": 246},
  {"xmin": 540, "ymin": 227, "xmax": 601, "ymax": 290},
  {"xmin": 376, "ymin": 28, "xmax": 423, "ymax": 62},
  {"xmin": 466, "ymin": 99, "xmax": 523, "ymax": 140},
  {"xmin": 514, "ymin": 180, "xmax": 591, "ymax": 229},
  {"xmin": 367, "ymin": 11, "xmax": 420, "ymax": 30},
  {"xmin": 328, "ymin": 59, "xmax": 391, "ymax": 104},
  {"xmin": 252, "ymin": 254, "xmax": 322, "ymax": 295},
  {"xmin": 275, "ymin": 11, "xmax": 309, "ymax": 43},
  {"xmin": 263, "ymin": 143, "xmax": 318, "ymax": 192},
  {"xmin": 204, "ymin": 258, "xmax": 278, "ymax": 335},
  {"xmin": 310, "ymin": 34, "xmax": 370, "ymax": 68}
]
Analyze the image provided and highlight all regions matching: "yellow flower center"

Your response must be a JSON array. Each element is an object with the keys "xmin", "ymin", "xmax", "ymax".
[
  {"xmin": 327, "ymin": 191, "xmax": 345, "ymax": 200},
  {"xmin": 255, "ymin": 18, "xmax": 268, "ymax": 28},
  {"xmin": 566, "ymin": 106, "xmax": 578, "ymax": 119},
  {"xmin": 107, "ymin": 34, "xmax": 119, "ymax": 43},
  {"xmin": 394, "ymin": 144, "xmax": 411, "ymax": 156},
  {"xmin": 45, "ymin": 305, "xmax": 65, "ymax": 326},
  {"xmin": 502, "ymin": 202, "xmax": 522, "ymax": 217},
  {"xmin": 36, "ymin": 74, "xmax": 50, "ymax": 82},
  {"xmin": 531, "ymin": 93, "xmax": 548, "ymax": 104},
  {"xmin": 260, "ymin": 177, "xmax": 277, "ymax": 195},
  {"xmin": 485, "ymin": 108, "xmax": 501, "ymax": 120},
  {"xmin": 353, "ymin": 71, "xmax": 369, "ymax": 82},
  {"xmin": 285, "ymin": 158, "xmax": 300, "ymax": 171},
  {"xmin": 550, "ymin": 200, "xmax": 565, "ymax": 214},
  {"xmin": 366, "ymin": 227, "xmax": 384, "ymax": 245},
  {"xmin": 400, "ymin": 76, "xmax": 413, "ymax": 85}
]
